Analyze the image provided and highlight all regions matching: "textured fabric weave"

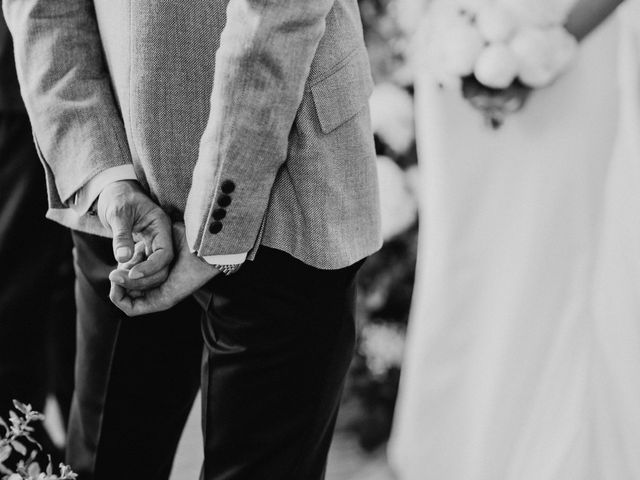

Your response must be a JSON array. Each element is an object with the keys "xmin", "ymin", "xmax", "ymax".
[{"xmin": 4, "ymin": 0, "xmax": 382, "ymax": 269}]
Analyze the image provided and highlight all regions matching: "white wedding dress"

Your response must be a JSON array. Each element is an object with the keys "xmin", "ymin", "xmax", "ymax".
[{"xmin": 389, "ymin": 3, "xmax": 640, "ymax": 479}]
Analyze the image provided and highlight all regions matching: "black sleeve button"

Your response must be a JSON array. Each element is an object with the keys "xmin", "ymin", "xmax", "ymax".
[
  {"xmin": 217, "ymin": 195, "xmax": 232, "ymax": 207},
  {"xmin": 209, "ymin": 222, "xmax": 223, "ymax": 234},
  {"xmin": 221, "ymin": 180, "xmax": 236, "ymax": 194},
  {"xmin": 212, "ymin": 208, "xmax": 227, "ymax": 220}
]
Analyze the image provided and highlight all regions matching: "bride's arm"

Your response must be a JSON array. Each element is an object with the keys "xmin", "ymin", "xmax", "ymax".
[{"xmin": 565, "ymin": 0, "xmax": 625, "ymax": 41}]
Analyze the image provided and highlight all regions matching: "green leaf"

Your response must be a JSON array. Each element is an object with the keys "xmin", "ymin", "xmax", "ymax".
[
  {"xmin": 58, "ymin": 464, "xmax": 77, "ymax": 480},
  {"xmin": 10, "ymin": 440, "xmax": 26, "ymax": 456},
  {"xmin": 27, "ymin": 461, "xmax": 41, "ymax": 477},
  {"xmin": 0, "ymin": 444, "xmax": 11, "ymax": 463},
  {"xmin": 8, "ymin": 411, "xmax": 19, "ymax": 426},
  {"xmin": 11, "ymin": 401, "xmax": 28, "ymax": 416},
  {"xmin": 30, "ymin": 413, "xmax": 44, "ymax": 423}
]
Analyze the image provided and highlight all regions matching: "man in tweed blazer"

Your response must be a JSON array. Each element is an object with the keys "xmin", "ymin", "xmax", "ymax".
[{"xmin": 4, "ymin": 0, "xmax": 381, "ymax": 478}]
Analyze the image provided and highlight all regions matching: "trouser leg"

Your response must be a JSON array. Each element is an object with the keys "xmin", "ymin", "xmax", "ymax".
[
  {"xmin": 46, "ymin": 236, "xmax": 76, "ymax": 428},
  {"xmin": 200, "ymin": 246, "xmax": 362, "ymax": 480},
  {"xmin": 67, "ymin": 231, "xmax": 203, "ymax": 480}
]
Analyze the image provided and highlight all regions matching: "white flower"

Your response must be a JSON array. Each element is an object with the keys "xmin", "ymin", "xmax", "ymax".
[
  {"xmin": 425, "ymin": 21, "xmax": 485, "ymax": 82},
  {"xmin": 497, "ymin": 0, "xmax": 577, "ymax": 27},
  {"xmin": 440, "ymin": 22, "xmax": 486, "ymax": 77},
  {"xmin": 360, "ymin": 323, "xmax": 406, "ymax": 377},
  {"xmin": 428, "ymin": 0, "xmax": 473, "ymax": 22},
  {"xmin": 474, "ymin": 43, "xmax": 519, "ymax": 89},
  {"xmin": 417, "ymin": 2, "xmax": 486, "ymax": 85},
  {"xmin": 404, "ymin": 166, "xmax": 421, "ymax": 203},
  {"xmin": 476, "ymin": 2, "xmax": 517, "ymax": 43},
  {"xmin": 457, "ymin": 0, "xmax": 489, "ymax": 15},
  {"xmin": 370, "ymin": 83, "xmax": 415, "ymax": 155},
  {"xmin": 392, "ymin": 0, "xmax": 428, "ymax": 35},
  {"xmin": 377, "ymin": 156, "xmax": 418, "ymax": 242},
  {"xmin": 510, "ymin": 26, "xmax": 578, "ymax": 87}
]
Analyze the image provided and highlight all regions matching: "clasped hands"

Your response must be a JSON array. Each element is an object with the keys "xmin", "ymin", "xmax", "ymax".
[{"xmin": 97, "ymin": 180, "xmax": 220, "ymax": 316}]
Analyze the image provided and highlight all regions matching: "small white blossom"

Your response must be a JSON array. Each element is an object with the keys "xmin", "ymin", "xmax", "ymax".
[
  {"xmin": 474, "ymin": 43, "xmax": 519, "ymax": 89},
  {"xmin": 457, "ymin": 0, "xmax": 487, "ymax": 15},
  {"xmin": 418, "ymin": 4, "xmax": 485, "ymax": 85},
  {"xmin": 404, "ymin": 166, "xmax": 421, "ymax": 203},
  {"xmin": 416, "ymin": 0, "xmax": 579, "ymax": 127},
  {"xmin": 476, "ymin": 2, "xmax": 518, "ymax": 43},
  {"xmin": 370, "ymin": 83, "xmax": 415, "ymax": 155},
  {"xmin": 360, "ymin": 324, "xmax": 406, "ymax": 377},
  {"xmin": 434, "ymin": 22, "xmax": 485, "ymax": 78},
  {"xmin": 392, "ymin": 0, "xmax": 428, "ymax": 35}
]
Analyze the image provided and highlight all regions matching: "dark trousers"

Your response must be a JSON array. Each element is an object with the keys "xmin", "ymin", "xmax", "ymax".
[
  {"xmin": 0, "ymin": 112, "xmax": 76, "ymax": 458},
  {"xmin": 68, "ymin": 231, "xmax": 360, "ymax": 480}
]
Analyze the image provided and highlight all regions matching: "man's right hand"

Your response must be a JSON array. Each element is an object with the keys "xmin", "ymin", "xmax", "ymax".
[{"xmin": 97, "ymin": 180, "xmax": 173, "ymax": 287}]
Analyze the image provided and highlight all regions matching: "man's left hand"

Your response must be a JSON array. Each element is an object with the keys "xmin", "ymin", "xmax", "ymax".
[{"xmin": 109, "ymin": 223, "xmax": 220, "ymax": 316}]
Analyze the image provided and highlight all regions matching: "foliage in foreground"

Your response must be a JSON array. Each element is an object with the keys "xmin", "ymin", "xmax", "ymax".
[{"xmin": 0, "ymin": 401, "xmax": 76, "ymax": 480}]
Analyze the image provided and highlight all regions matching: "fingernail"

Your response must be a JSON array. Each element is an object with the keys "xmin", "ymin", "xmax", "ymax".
[
  {"xmin": 129, "ymin": 270, "xmax": 144, "ymax": 280},
  {"xmin": 111, "ymin": 276, "xmax": 125, "ymax": 285},
  {"xmin": 116, "ymin": 247, "xmax": 131, "ymax": 260}
]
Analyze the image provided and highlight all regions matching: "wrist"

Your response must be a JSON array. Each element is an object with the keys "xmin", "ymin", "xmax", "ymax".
[{"xmin": 97, "ymin": 179, "xmax": 144, "ymax": 228}]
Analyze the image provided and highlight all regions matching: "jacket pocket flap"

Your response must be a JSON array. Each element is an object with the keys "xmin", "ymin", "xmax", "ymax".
[{"xmin": 310, "ymin": 51, "xmax": 374, "ymax": 134}]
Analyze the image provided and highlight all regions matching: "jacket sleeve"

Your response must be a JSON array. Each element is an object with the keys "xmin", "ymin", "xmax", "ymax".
[
  {"xmin": 2, "ymin": 0, "xmax": 133, "ymax": 206},
  {"xmin": 184, "ymin": 0, "xmax": 337, "ymax": 256}
]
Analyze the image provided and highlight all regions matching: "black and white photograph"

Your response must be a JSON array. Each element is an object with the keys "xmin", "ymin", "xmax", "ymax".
[{"xmin": 0, "ymin": 0, "xmax": 638, "ymax": 479}]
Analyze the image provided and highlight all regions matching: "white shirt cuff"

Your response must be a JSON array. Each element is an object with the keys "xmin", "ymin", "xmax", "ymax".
[
  {"xmin": 73, "ymin": 166, "xmax": 247, "ymax": 266},
  {"xmin": 201, "ymin": 252, "xmax": 248, "ymax": 265},
  {"xmin": 71, "ymin": 165, "xmax": 138, "ymax": 215}
]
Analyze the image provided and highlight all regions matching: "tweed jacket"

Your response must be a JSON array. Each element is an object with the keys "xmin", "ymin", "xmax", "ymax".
[{"xmin": 3, "ymin": 0, "xmax": 382, "ymax": 269}]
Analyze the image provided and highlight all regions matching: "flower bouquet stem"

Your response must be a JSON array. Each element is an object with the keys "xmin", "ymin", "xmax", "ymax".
[{"xmin": 461, "ymin": 74, "xmax": 531, "ymax": 129}]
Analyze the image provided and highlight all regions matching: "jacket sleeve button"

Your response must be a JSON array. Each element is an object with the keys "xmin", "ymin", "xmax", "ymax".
[
  {"xmin": 209, "ymin": 222, "xmax": 223, "ymax": 234},
  {"xmin": 221, "ymin": 180, "xmax": 236, "ymax": 194},
  {"xmin": 212, "ymin": 208, "xmax": 227, "ymax": 220},
  {"xmin": 217, "ymin": 195, "xmax": 232, "ymax": 207}
]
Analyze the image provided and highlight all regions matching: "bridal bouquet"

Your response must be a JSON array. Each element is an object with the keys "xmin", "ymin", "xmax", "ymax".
[{"xmin": 418, "ymin": 0, "xmax": 578, "ymax": 127}]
